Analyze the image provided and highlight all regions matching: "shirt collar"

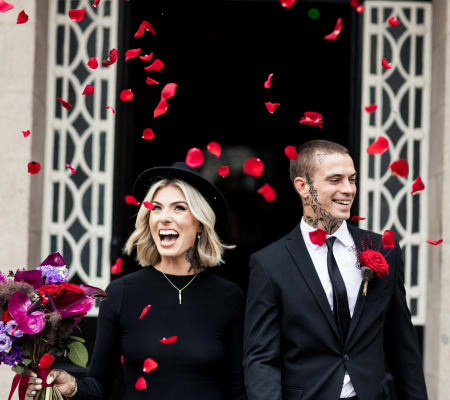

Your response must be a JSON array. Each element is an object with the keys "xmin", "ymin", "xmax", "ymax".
[{"xmin": 300, "ymin": 218, "xmax": 354, "ymax": 249}]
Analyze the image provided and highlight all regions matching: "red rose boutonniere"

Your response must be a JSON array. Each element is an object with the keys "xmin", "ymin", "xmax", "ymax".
[{"xmin": 359, "ymin": 249, "xmax": 389, "ymax": 296}]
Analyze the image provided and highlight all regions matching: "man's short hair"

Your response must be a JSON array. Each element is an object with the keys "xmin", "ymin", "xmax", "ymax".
[{"xmin": 289, "ymin": 140, "xmax": 350, "ymax": 183}]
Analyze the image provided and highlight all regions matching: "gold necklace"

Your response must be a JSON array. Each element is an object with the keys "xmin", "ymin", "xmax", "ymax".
[{"xmin": 160, "ymin": 271, "xmax": 198, "ymax": 304}]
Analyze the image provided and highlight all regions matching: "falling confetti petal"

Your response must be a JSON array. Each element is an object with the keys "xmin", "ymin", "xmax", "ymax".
[
  {"xmin": 143, "ymin": 358, "xmax": 158, "ymax": 373},
  {"xmin": 351, "ymin": 216, "xmax": 366, "ymax": 221},
  {"xmin": 284, "ymin": 145, "xmax": 298, "ymax": 160},
  {"xmin": 389, "ymin": 159, "xmax": 409, "ymax": 177},
  {"xmin": 350, "ymin": 0, "xmax": 365, "ymax": 13},
  {"xmin": 387, "ymin": 16, "xmax": 400, "ymax": 27},
  {"xmin": 87, "ymin": 57, "xmax": 98, "ymax": 69},
  {"xmin": 309, "ymin": 229, "xmax": 327, "ymax": 246},
  {"xmin": 160, "ymin": 336, "xmax": 178, "ymax": 344},
  {"xmin": 244, "ymin": 157, "xmax": 264, "ymax": 177},
  {"xmin": 82, "ymin": 85, "xmax": 94, "ymax": 95},
  {"xmin": 153, "ymin": 99, "xmax": 168, "ymax": 118},
  {"xmin": 120, "ymin": 89, "xmax": 134, "ymax": 102},
  {"xmin": 93, "ymin": 0, "xmax": 101, "ymax": 7},
  {"xmin": 135, "ymin": 377, "xmax": 147, "ymax": 390},
  {"xmin": 161, "ymin": 83, "xmax": 178, "ymax": 100},
  {"xmin": 134, "ymin": 20, "xmax": 156, "ymax": 38},
  {"xmin": 207, "ymin": 141, "xmax": 221, "ymax": 158},
  {"xmin": 102, "ymin": 48, "xmax": 119, "ymax": 67},
  {"xmin": 217, "ymin": 166, "xmax": 230, "ymax": 178},
  {"xmin": 146, "ymin": 77, "xmax": 159, "ymax": 86},
  {"xmin": 28, "ymin": 161, "xmax": 41, "ymax": 175},
  {"xmin": 125, "ymin": 48, "xmax": 141, "ymax": 62},
  {"xmin": 324, "ymin": 17, "xmax": 343, "ymax": 41},
  {"xmin": 68, "ymin": 9, "xmax": 85, "ymax": 22},
  {"xmin": 0, "ymin": 1, "xmax": 14, "ymax": 13},
  {"xmin": 65, "ymin": 163, "xmax": 76, "ymax": 173},
  {"xmin": 264, "ymin": 73, "xmax": 273, "ymax": 89},
  {"xmin": 257, "ymin": 184, "xmax": 277, "ymax": 202},
  {"xmin": 411, "ymin": 176, "xmax": 425, "ymax": 195},
  {"xmin": 185, "ymin": 148, "xmax": 204, "ymax": 168},
  {"xmin": 426, "ymin": 239, "xmax": 443, "ymax": 246},
  {"xmin": 139, "ymin": 304, "xmax": 152, "ymax": 319},
  {"xmin": 279, "ymin": 0, "xmax": 296, "ymax": 8},
  {"xmin": 22, "ymin": 130, "xmax": 31, "ymax": 138},
  {"xmin": 111, "ymin": 257, "xmax": 123, "ymax": 274},
  {"xmin": 382, "ymin": 230, "xmax": 395, "ymax": 248},
  {"xmin": 57, "ymin": 97, "xmax": 72, "ymax": 110},
  {"xmin": 299, "ymin": 111, "xmax": 323, "ymax": 129},
  {"xmin": 265, "ymin": 102, "xmax": 280, "ymax": 114},
  {"xmin": 125, "ymin": 195, "xmax": 139, "ymax": 205},
  {"xmin": 364, "ymin": 104, "xmax": 378, "ymax": 113},
  {"xmin": 382, "ymin": 57, "xmax": 392, "ymax": 70},
  {"xmin": 142, "ymin": 128, "xmax": 155, "ymax": 140},
  {"xmin": 16, "ymin": 10, "xmax": 28, "ymax": 24},
  {"xmin": 366, "ymin": 137, "xmax": 389, "ymax": 154},
  {"xmin": 106, "ymin": 106, "xmax": 116, "ymax": 114},
  {"xmin": 144, "ymin": 59, "xmax": 164, "ymax": 72},
  {"xmin": 140, "ymin": 53, "xmax": 154, "ymax": 62},
  {"xmin": 143, "ymin": 201, "xmax": 155, "ymax": 210},
  {"xmin": 120, "ymin": 355, "xmax": 124, "ymax": 365}
]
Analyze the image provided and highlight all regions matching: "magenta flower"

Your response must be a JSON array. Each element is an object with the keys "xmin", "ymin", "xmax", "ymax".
[
  {"xmin": 14, "ymin": 269, "xmax": 43, "ymax": 290},
  {"xmin": 8, "ymin": 292, "xmax": 45, "ymax": 334}
]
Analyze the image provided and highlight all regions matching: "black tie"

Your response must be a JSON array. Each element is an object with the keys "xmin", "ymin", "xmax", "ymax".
[{"xmin": 326, "ymin": 237, "xmax": 351, "ymax": 343}]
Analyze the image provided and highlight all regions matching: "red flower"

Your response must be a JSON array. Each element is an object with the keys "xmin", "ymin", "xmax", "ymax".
[
  {"xmin": 207, "ymin": 141, "xmax": 221, "ymax": 158},
  {"xmin": 185, "ymin": 148, "xmax": 204, "ymax": 168},
  {"xmin": 324, "ymin": 17, "xmax": 343, "ymax": 41},
  {"xmin": 139, "ymin": 305, "xmax": 152, "ymax": 320},
  {"xmin": 382, "ymin": 230, "xmax": 395, "ymax": 248},
  {"xmin": 143, "ymin": 358, "xmax": 158, "ymax": 373},
  {"xmin": 38, "ymin": 283, "xmax": 85, "ymax": 302},
  {"xmin": 244, "ymin": 157, "xmax": 264, "ymax": 177},
  {"xmin": 217, "ymin": 166, "xmax": 230, "ymax": 178},
  {"xmin": 16, "ymin": 10, "xmax": 28, "ymax": 24},
  {"xmin": 309, "ymin": 229, "xmax": 327, "ymax": 246},
  {"xmin": 39, "ymin": 353, "xmax": 55, "ymax": 369},
  {"xmin": 160, "ymin": 336, "xmax": 178, "ymax": 344},
  {"xmin": 284, "ymin": 145, "xmax": 298, "ymax": 160},
  {"xmin": 257, "ymin": 184, "xmax": 277, "ymax": 202},
  {"xmin": 366, "ymin": 136, "xmax": 389, "ymax": 154},
  {"xmin": 389, "ymin": 159, "xmax": 409, "ymax": 177},
  {"xmin": 360, "ymin": 249, "xmax": 389, "ymax": 278},
  {"xmin": 411, "ymin": 176, "xmax": 425, "ymax": 195},
  {"xmin": 1, "ymin": 309, "xmax": 13, "ymax": 323},
  {"xmin": 264, "ymin": 73, "xmax": 273, "ymax": 89}
]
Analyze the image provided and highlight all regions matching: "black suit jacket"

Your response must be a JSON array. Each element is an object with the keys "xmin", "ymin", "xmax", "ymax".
[{"xmin": 243, "ymin": 222, "xmax": 427, "ymax": 400}]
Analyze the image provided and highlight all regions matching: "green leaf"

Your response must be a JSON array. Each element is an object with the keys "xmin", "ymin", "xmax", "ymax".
[
  {"xmin": 12, "ymin": 364, "xmax": 25, "ymax": 375},
  {"xmin": 67, "ymin": 341, "xmax": 88, "ymax": 368},
  {"xmin": 69, "ymin": 335, "xmax": 85, "ymax": 343},
  {"xmin": 22, "ymin": 358, "xmax": 32, "ymax": 366}
]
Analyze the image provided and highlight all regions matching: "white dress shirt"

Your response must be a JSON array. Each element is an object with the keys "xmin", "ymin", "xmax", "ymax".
[{"xmin": 300, "ymin": 218, "xmax": 362, "ymax": 398}]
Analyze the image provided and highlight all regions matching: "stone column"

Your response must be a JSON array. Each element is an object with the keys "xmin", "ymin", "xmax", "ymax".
[
  {"xmin": 424, "ymin": 0, "xmax": 450, "ymax": 398},
  {"xmin": 0, "ymin": 0, "xmax": 48, "ymax": 397}
]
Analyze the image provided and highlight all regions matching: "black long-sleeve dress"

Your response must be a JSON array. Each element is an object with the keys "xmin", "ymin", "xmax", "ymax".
[{"xmin": 73, "ymin": 266, "xmax": 247, "ymax": 400}]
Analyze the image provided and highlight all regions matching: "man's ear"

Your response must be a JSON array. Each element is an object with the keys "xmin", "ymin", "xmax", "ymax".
[{"xmin": 294, "ymin": 177, "xmax": 309, "ymax": 201}]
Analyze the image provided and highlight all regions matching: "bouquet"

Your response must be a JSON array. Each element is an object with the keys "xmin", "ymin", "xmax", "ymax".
[{"xmin": 0, "ymin": 252, "xmax": 106, "ymax": 400}]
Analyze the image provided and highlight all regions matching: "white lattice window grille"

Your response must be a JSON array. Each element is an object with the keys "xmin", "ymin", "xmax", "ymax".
[
  {"xmin": 359, "ymin": 1, "xmax": 431, "ymax": 325},
  {"xmin": 41, "ymin": 0, "xmax": 118, "ymax": 315}
]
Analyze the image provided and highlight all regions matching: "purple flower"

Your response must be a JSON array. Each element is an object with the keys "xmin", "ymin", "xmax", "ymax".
[
  {"xmin": 0, "ymin": 343, "xmax": 23, "ymax": 366},
  {"xmin": 0, "ymin": 333, "xmax": 12, "ymax": 352},
  {"xmin": 5, "ymin": 321, "xmax": 23, "ymax": 338},
  {"xmin": 39, "ymin": 252, "xmax": 66, "ymax": 268},
  {"xmin": 37, "ymin": 265, "xmax": 69, "ymax": 284},
  {"xmin": 8, "ymin": 292, "xmax": 45, "ymax": 334},
  {"xmin": 14, "ymin": 269, "xmax": 43, "ymax": 290},
  {"xmin": 0, "ymin": 272, "xmax": 5, "ymax": 282},
  {"xmin": 0, "ymin": 322, "xmax": 5, "ymax": 334}
]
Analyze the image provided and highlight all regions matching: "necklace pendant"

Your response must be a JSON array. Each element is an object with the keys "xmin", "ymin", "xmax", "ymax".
[{"xmin": 178, "ymin": 290, "xmax": 182, "ymax": 305}]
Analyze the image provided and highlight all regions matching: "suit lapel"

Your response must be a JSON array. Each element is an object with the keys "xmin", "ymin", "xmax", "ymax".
[{"xmin": 285, "ymin": 224, "xmax": 340, "ymax": 341}]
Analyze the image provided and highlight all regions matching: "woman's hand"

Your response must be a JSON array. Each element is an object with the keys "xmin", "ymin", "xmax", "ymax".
[{"xmin": 26, "ymin": 369, "xmax": 78, "ymax": 398}]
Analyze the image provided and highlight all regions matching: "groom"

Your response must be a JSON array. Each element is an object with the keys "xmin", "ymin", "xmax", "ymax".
[{"xmin": 243, "ymin": 140, "xmax": 427, "ymax": 400}]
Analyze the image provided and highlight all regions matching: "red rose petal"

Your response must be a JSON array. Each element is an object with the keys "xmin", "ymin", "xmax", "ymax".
[
  {"xmin": 124, "ymin": 195, "xmax": 139, "ymax": 206},
  {"xmin": 142, "ymin": 128, "xmax": 155, "ymax": 140},
  {"xmin": 185, "ymin": 148, "xmax": 205, "ymax": 168},
  {"xmin": 426, "ymin": 239, "xmax": 443, "ymax": 246},
  {"xmin": 244, "ymin": 157, "xmax": 264, "ymax": 177},
  {"xmin": 143, "ymin": 358, "xmax": 158, "ymax": 373},
  {"xmin": 120, "ymin": 89, "xmax": 134, "ymax": 102},
  {"xmin": 111, "ymin": 257, "xmax": 123, "ymax": 275},
  {"xmin": 143, "ymin": 201, "xmax": 155, "ymax": 210},
  {"xmin": 279, "ymin": 0, "xmax": 296, "ymax": 8},
  {"xmin": 146, "ymin": 77, "xmax": 159, "ymax": 86},
  {"xmin": 161, "ymin": 83, "xmax": 178, "ymax": 100},
  {"xmin": 87, "ymin": 57, "xmax": 98, "ymax": 69},
  {"xmin": 57, "ymin": 97, "xmax": 72, "ymax": 110},
  {"xmin": 217, "ymin": 166, "xmax": 230, "ymax": 178},
  {"xmin": 389, "ymin": 159, "xmax": 409, "ymax": 177},
  {"xmin": 366, "ymin": 136, "xmax": 389, "ymax": 155},
  {"xmin": 160, "ymin": 336, "xmax": 178, "ymax": 344},
  {"xmin": 28, "ymin": 161, "xmax": 40, "ymax": 175},
  {"xmin": 265, "ymin": 102, "xmax": 280, "ymax": 114},
  {"xmin": 364, "ymin": 104, "xmax": 378, "ymax": 113},
  {"xmin": 69, "ymin": 9, "xmax": 85, "ymax": 22},
  {"xmin": 382, "ymin": 57, "xmax": 392, "ymax": 70},
  {"xmin": 65, "ymin": 163, "xmax": 76, "ymax": 174},
  {"xmin": 106, "ymin": 106, "xmax": 116, "ymax": 114},
  {"xmin": 324, "ymin": 17, "xmax": 343, "ymax": 41},
  {"xmin": 284, "ymin": 145, "xmax": 298, "ymax": 160},
  {"xmin": 257, "ymin": 184, "xmax": 277, "ymax": 202},
  {"xmin": 153, "ymin": 99, "xmax": 168, "ymax": 118},
  {"xmin": 102, "ymin": 48, "xmax": 119, "ymax": 67},
  {"xmin": 22, "ymin": 130, "xmax": 31, "ymax": 138},
  {"xmin": 93, "ymin": 0, "xmax": 101, "ymax": 7},
  {"xmin": 82, "ymin": 85, "xmax": 95, "ymax": 95},
  {"xmin": 299, "ymin": 111, "xmax": 323, "ymax": 129},
  {"xmin": 207, "ymin": 141, "xmax": 221, "ymax": 158},
  {"xmin": 264, "ymin": 73, "xmax": 273, "ymax": 89},
  {"xmin": 120, "ymin": 355, "xmax": 124, "ymax": 365},
  {"xmin": 16, "ymin": 10, "xmax": 28, "ymax": 24},
  {"xmin": 411, "ymin": 176, "xmax": 425, "ymax": 195},
  {"xmin": 135, "ymin": 377, "xmax": 147, "ymax": 390},
  {"xmin": 140, "ymin": 53, "xmax": 154, "ymax": 62},
  {"xmin": 351, "ymin": 216, "xmax": 366, "ymax": 221},
  {"xmin": 309, "ymin": 229, "xmax": 327, "ymax": 246},
  {"xmin": 134, "ymin": 20, "xmax": 156, "ymax": 38},
  {"xmin": 0, "ymin": 1, "xmax": 13, "ymax": 13},
  {"xmin": 139, "ymin": 304, "xmax": 152, "ymax": 319},
  {"xmin": 350, "ymin": 0, "xmax": 364, "ymax": 13},
  {"xmin": 125, "ymin": 48, "xmax": 141, "ymax": 62},
  {"xmin": 39, "ymin": 353, "xmax": 55, "ymax": 369},
  {"xmin": 382, "ymin": 230, "xmax": 395, "ymax": 248},
  {"xmin": 144, "ymin": 59, "xmax": 164, "ymax": 72},
  {"xmin": 387, "ymin": 16, "xmax": 400, "ymax": 27},
  {"xmin": 356, "ymin": 5, "xmax": 365, "ymax": 13}
]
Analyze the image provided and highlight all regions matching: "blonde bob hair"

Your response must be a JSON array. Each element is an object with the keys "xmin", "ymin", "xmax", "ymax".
[{"xmin": 124, "ymin": 179, "xmax": 234, "ymax": 267}]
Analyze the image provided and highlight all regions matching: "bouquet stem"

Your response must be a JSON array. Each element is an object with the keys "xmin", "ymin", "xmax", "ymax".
[
  {"xmin": 33, "ymin": 387, "xmax": 64, "ymax": 400},
  {"xmin": 362, "ymin": 280, "xmax": 368, "ymax": 296}
]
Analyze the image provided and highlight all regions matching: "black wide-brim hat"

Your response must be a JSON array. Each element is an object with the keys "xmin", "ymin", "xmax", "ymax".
[{"xmin": 133, "ymin": 162, "xmax": 230, "ymax": 236}]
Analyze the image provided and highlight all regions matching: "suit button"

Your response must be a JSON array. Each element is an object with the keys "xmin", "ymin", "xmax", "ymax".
[{"xmin": 343, "ymin": 354, "xmax": 350, "ymax": 361}]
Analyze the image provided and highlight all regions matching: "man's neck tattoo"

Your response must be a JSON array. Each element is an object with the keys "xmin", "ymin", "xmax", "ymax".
[
  {"xmin": 316, "ymin": 153, "xmax": 328, "ymax": 164},
  {"xmin": 303, "ymin": 174, "xmax": 343, "ymax": 234}
]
